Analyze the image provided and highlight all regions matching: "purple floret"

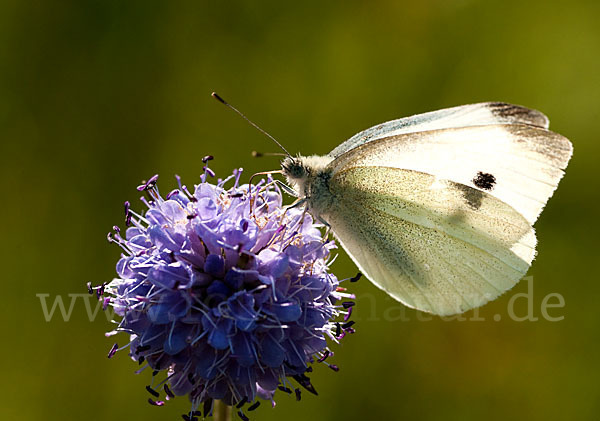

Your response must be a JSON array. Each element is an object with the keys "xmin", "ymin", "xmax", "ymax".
[{"xmin": 97, "ymin": 163, "xmax": 355, "ymax": 415}]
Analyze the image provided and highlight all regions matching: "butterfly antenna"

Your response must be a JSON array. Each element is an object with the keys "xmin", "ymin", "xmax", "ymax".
[
  {"xmin": 211, "ymin": 92, "xmax": 292, "ymax": 157},
  {"xmin": 252, "ymin": 151, "xmax": 288, "ymax": 158}
]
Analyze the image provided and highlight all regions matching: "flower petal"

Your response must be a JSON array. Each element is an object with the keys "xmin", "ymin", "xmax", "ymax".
[
  {"xmin": 259, "ymin": 334, "xmax": 285, "ymax": 367},
  {"xmin": 204, "ymin": 254, "xmax": 224, "ymax": 277},
  {"xmin": 257, "ymin": 249, "xmax": 289, "ymax": 278},
  {"xmin": 164, "ymin": 323, "xmax": 193, "ymax": 355},
  {"xmin": 264, "ymin": 300, "xmax": 302, "ymax": 322}
]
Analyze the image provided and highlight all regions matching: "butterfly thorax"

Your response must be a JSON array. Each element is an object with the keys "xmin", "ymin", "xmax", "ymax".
[{"xmin": 282, "ymin": 155, "xmax": 335, "ymax": 216}]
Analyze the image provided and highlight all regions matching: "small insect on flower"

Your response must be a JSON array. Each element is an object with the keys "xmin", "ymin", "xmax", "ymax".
[{"xmin": 91, "ymin": 159, "xmax": 356, "ymax": 418}]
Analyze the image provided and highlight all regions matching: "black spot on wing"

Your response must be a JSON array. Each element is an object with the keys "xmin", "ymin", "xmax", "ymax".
[{"xmin": 472, "ymin": 171, "xmax": 496, "ymax": 191}]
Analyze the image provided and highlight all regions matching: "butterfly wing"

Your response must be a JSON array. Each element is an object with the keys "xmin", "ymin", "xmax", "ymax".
[
  {"xmin": 320, "ymin": 121, "xmax": 571, "ymax": 315},
  {"xmin": 329, "ymin": 102, "xmax": 550, "ymax": 159},
  {"xmin": 329, "ymin": 124, "xmax": 572, "ymax": 225},
  {"xmin": 322, "ymin": 166, "xmax": 537, "ymax": 315}
]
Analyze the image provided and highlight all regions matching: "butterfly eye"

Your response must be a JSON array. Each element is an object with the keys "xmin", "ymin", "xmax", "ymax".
[{"xmin": 282, "ymin": 158, "xmax": 307, "ymax": 179}]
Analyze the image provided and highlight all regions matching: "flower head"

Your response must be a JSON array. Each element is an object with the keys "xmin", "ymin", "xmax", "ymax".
[{"xmin": 93, "ymin": 161, "xmax": 355, "ymax": 418}]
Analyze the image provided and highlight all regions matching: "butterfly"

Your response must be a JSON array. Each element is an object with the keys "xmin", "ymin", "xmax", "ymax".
[{"xmin": 278, "ymin": 102, "xmax": 573, "ymax": 316}]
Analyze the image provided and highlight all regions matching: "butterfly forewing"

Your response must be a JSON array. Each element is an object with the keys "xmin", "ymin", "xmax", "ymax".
[{"xmin": 329, "ymin": 102, "xmax": 550, "ymax": 158}]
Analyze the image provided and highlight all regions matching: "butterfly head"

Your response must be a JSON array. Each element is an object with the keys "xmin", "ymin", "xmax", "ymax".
[
  {"xmin": 281, "ymin": 156, "xmax": 309, "ymax": 198},
  {"xmin": 281, "ymin": 155, "xmax": 334, "ymax": 207}
]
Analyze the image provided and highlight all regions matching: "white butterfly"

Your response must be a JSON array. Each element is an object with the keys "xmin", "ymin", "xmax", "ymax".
[{"xmin": 280, "ymin": 102, "xmax": 573, "ymax": 316}]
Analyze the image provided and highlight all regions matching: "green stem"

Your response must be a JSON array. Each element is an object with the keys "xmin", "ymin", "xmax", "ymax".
[{"xmin": 213, "ymin": 399, "xmax": 232, "ymax": 421}]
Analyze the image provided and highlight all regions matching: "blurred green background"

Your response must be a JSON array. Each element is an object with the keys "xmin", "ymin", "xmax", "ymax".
[{"xmin": 2, "ymin": 1, "xmax": 598, "ymax": 420}]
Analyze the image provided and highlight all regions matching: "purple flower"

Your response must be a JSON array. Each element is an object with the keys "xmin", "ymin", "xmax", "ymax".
[{"xmin": 93, "ymin": 163, "xmax": 356, "ymax": 418}]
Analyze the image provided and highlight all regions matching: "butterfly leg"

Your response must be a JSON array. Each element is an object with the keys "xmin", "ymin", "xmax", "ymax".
[
  {"xmin": 284, "ymin": 197, "xmax": 307, "ymax": 211},
  {"xmin": 317, "ymin": 215, "xmax": 331, "ymax": 228},
  {"xmin": 316, "ymin": 215, "xmax": 333, "ymax": 240},
  {"xmin": 274, "ymin": 179, "xmax": 299, "ymax": 198},
  {"xmin": 279, "ymin": 198, "xmax": 307, "ymax": 227}
]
